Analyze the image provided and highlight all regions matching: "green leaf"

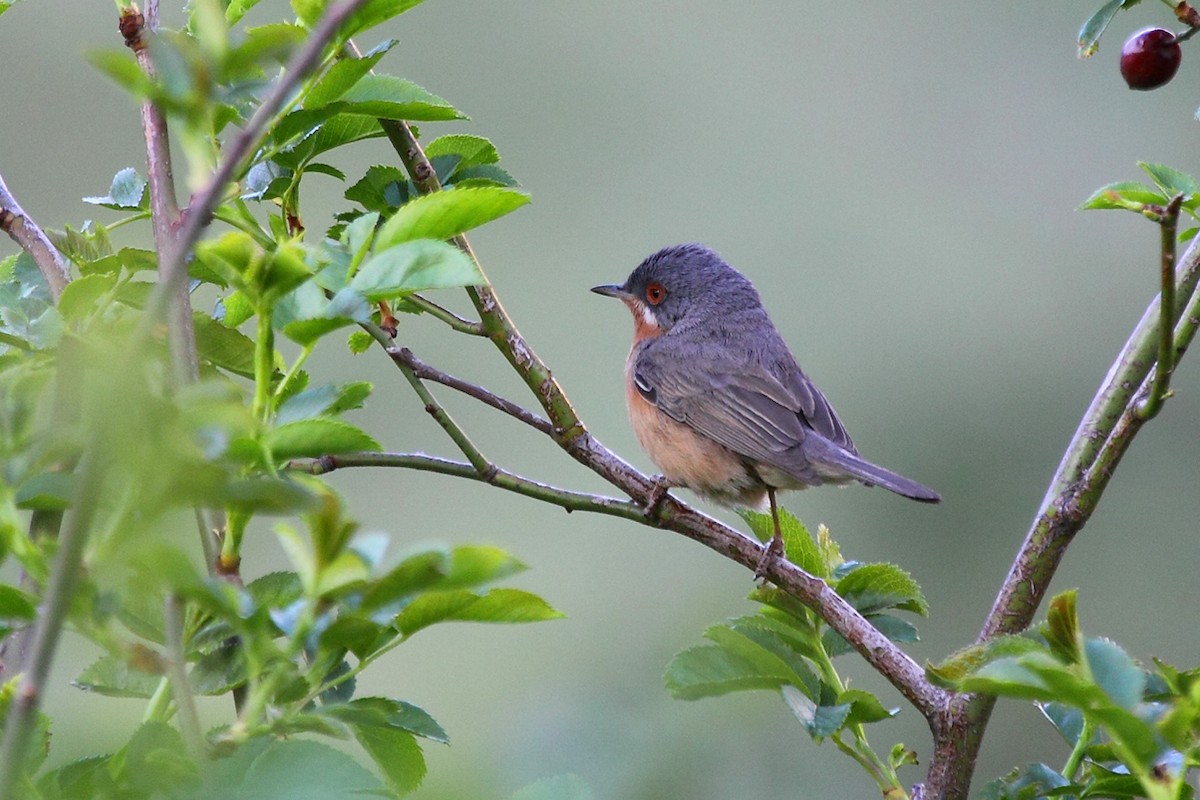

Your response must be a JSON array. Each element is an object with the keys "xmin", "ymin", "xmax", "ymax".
[
  {"xmin": 958, "ymin": 653, "xmax": 1062, "ymax": 702},
  {"xmin": 435, "ymin": 545, "xmax": 527, "ymax": 589},
  {"xmin": 375, "ymin": 186, "xmax": 529, "ymax": 250},
  {"xmin": 82, "ymin": 167, "xmax": 147, "ymax": 210},
  {"xmin": 1077, "ymin": 0, "xmax": 1126, "ymax": 59},
  {"xmin": 426, "ymin": 134, "xmax": 500, "ymax": 168},
  {"xmin": 838, "ymin": 688, "xmax": 897, "ymax": 725},
  {"xmin": 738, "ymin": 507, "xmax": 824, "ymax": 578},
  {"xmin": 72, "ymin": 655, "xmax": 163, "ymax": 698},
  {"xmin": 1044, "ymin": 589, "xmax": 1080, "ymax": 664},
  {"xmin": 324, "ymin": 696, "xmax": 449, "ymax": 743},
  {"xmin": 0, "ymin": 586, "xmax": 35, "ymax": 622},
  {"xmin": 276, "ymin": 381, "xmax": 372, "ymax": 424},
  {"xmin": 221, "ymin": 739, "xmax": 385, "ymax": 799},
  {"xmin": 1140, "ymin": 162, "xmax": 1198, "ymax": 199},
  {"xmin": 350, "ymin": 238, "xmax": 483, "ymax": 300},
  {"xmin": 348, "ymin": 0, "xmax": 426, "ymax": 36},
  {"xmin": 193, "ymin": 311, "xmax": 257, "ymax": 378},
  {"xmin": 57, "ymin": 272, "xmax": 117, "ymax": 321},
  {"xmin": 926, "ymin": 634, "xmax": 1043, "ymax": 687},
  {"xmin": 346, "ymin": 165, "xmax": 410, "ymax": 212},
  {"xmin": 362, "ymin": 549, "xmax": 448, "ymax": 612},
  {"xmin": 394, "ymin": 588, "xmax": 563, "ymax": 637},
  {"xmin": 347, "ymin": 329, "xmax": 374, "ymax": 354},
  {"xmin": 665, "ymin": 643, "xmax": 793, "ymax": 700},
  {"xmin": 338, "ymin": 73, "xmax": 463, "ymax": 121},
  {"xmin": 190, "ymin": 642, "xmax": 246, "ymax": 695},
  {"xmin": 264, "ymin": 418, "xmax": 379, "ymax": 461},
  {"xmin": 1038, "ymin": 701, "xmax": 1089, "ymax": 748},
  {"xmin": 14, "ymin": 471, "xmax": 75, "ymax": 512},
  {"xmin": 822, "ymin": 612, "xmax": 919, "ymax": 658},
  {"xmin": 708, "ymin": 618, "xmax": 821, "ymax": 694},
  {"xmin": 353, "ymin": 725, "xmax": 426, "ymax": 795},
  {"xmin": 223, "ymin": 476, "xmax": 320, "ymax": 514},
  {"xmin": 1080, "ymin": 180, "xmax": 1165, "ymax": 211},
  {"xmin": 835, "ymin": 562, "xmax": 928, "ymax": 616},
  {"xmin": 781, "ymin": 685, "xmax": 850, "ymax": 740},
  {"xmin": 1084, "ymin": 637, "xmax": 1144, "ymax": 710},
  {"xmin": 306, "ymin": 41, "xmax": 395, "ymax": 108}
]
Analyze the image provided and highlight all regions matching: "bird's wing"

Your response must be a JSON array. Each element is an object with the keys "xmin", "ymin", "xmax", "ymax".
[{"xmin": 633, "ymin": 341, "xmax": 855, "ymax": 471}]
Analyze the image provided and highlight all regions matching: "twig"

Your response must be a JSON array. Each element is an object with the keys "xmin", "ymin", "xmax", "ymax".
[
  {"xmin": 387, "ymin": 346, "xmax": 554, "ymax": 435},
  {"xmin": 0, "ymin": 454, "xmax": 103, "ymax": 797},
  {"xmin": 0, "ymin": 172, "xmax": 70, "ymax": 300},
  {"xmin": 406, "ymin": 294, "xmax": 486, "ymax": 336},
  {"xmin": 163, "ymin": 594, "xmax": 205, "ymax": 758},
  {"xmin": 922, "ymin": 229, "xmax": 1200, "ymax": 798},
  {"xmin": 143, "ymin": 0, "xmax": 371, "ymax": 329},
  {"xmin": 1137, "ymin": 194, "xmax": 1182, "ymax": 420}
]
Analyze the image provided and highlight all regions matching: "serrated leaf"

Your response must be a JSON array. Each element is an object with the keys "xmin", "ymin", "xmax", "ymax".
[
  {"xmin": 361, "ymin": 549, "xmax": 448, "ymax": 612},
  {"xmin": 57, "ymin": 273, "xmax": 117, "ymax": 320},
  {"xmin": 665, "ymin": 643, "xmax": 792, "ymax": 700},
  {"xmin": 822, "ymin": 612, "xmax": 918, "ymax": 658},
  {"xmin": 394, "ymin": 588, "xmax": 562, "ymax": 638},
  {"xmin": 1038, "ymin": 701, "xmax": 1089, "ymax": 748},
  {"xmin": 276, "ymin": 381, "xmax": 372, "ymax": 424},
  {"xmin": 353, "ymin": 725, "xmax": 426, "ymax": 795},
  {"xmin": 225, "ymin": 739, "xmax": 385, "ymax": 798},
  {"xmin": 306, "ymin": 42, "xmax": 395, "ymax": 108},
  {"xmin": 781, "ymin": 685, "xmax": 850, "ymax": 739},
  {"xmin": 738, "ymin": 506, "xmax": 824, "ymax": 577},
  {"xmin": 193, "ymin": 311, "xmax": 257, "ymax": 377},
  {"xmin": 1080, "ymin": 181, "xmax": 1165, "ymax": 211},
  {"xmin": 347, "ymin": 329, "xmax": 374, "ymax": 354},
  {"xmin": 338, "ymin": 73, "xmax": 463, "ymax": 121},
  {"xmin": 350, "ymin": 238, "xmax": 482, "ymax": 300},
  {"xmin": 1045, "ymin": 589, "xmax": 1080, "ymax": 664},
  {"xmin": 264, "ymin": 418, "xmax": 379, "ymax": 461},
  {"xmin": 324, "ymin": 696, "xmax": 449, "ymax": 743},
  {"xmin": 926, "ymin": 634, "xmax": 1043, "ymax": 687},
  {"xmin": 426, "ymin": 134, "xmax": 500, "ymax": 167},
  {"xmin": 73, "ymin": 655, "xmax": 163, "ymax": 698},
  {"xmin": 1084, "ymin": 637, "xmax": 1144, "ymax": 710},
  {"xmin": 838, "ymin": 688, "xmax": 898, "ymax": 725},
  {"xmin": 1140, "ymin": 162, "xmax": 1198, "ymax": 199},
  {"xmin": 346, "ymin": 165, "xmax": 409, "ymax": 212},
  {"xmin": 82, "ymin": 167, "xmax": 147, "ymax": 210},
  {"xmin": 375, "ymin": 186, "xmax": 529, "ymax": 250},
  {"xmin": 835, "ymin": 562, "xmax": 928, "ymax": 616},
  {"xmin": 190, "ymin": 642, "xmax": 246, "ymax": 694},
  {"xmin": 703, "ymin": 622, "xmax": 820, "ymax": 696}
]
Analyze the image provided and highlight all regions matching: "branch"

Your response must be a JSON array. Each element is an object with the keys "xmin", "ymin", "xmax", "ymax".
[
  {"xmin": 0, "ymin": 172, "xmax": 70, "ymax": 300},
  {"xmin": 0, "ymin": 454, "xmax": 103, "ymax": 797},
  {"xmin": 143, "ymin": 0, "xmax": 371, "ymax": 329},
  {"xmin": 405, "ymin": 294, "xmax": 486, "ymax": 336},
  {"xmin": 922, "ymin": 228, "xmax": 1200, "ymax": 798},
  {"xmin": 297, "ymin": 450, "xmax": 947, "ymax": 718},
  {"xmin": 1136, "ymin": 193, "xmax": 1182, "ymax": 420}
]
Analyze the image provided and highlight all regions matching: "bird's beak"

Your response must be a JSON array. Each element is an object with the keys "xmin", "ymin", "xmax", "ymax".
[{"xmin": 591, "ymin": 283, "xmax": 630, "ymax": 300}]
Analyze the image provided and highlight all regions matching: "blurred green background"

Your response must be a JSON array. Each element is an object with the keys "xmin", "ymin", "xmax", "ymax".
[{"xmin": 3, "ymin": 1, "xmax": 1200, "ymax": 797}]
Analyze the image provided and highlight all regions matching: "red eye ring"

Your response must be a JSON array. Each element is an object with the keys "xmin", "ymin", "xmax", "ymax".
[{"xmin": 645, "ymin": 282, "xmax": 667, "ymax": 306}]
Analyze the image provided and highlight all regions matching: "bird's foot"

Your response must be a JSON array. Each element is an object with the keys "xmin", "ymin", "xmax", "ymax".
[
  {"xmin": 642, "ymin": 475, "xmax": 673, "ymax": 520},
  {"xmin": 754, "ymin": 534, "xmax": 785, "ymax": 581}
]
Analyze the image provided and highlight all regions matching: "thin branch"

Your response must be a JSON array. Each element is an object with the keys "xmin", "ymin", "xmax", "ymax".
[
  {"xmin": 388, "ymin": 346, "xmax": 554, "ymax": 435},
  {"xmin": 0, "ymin": 454, "xmax": 103, "ymax": 797},
  {"xmin": 163, "ymin": 594, "xmax": 205, "ymax": 758},
  {"xmin": 1137, "ymin": 194, "xmax": 1182, "ymax": 420},
  {"xmin": 143, "ymin": 0, "xmax": 371, "ymax": 329},
  {"xmin": 406, "ymin": 294, "xmax": 486, "ymax": 336},
  {"xmin": 0, "ymin": 172, "xmax": 70, "ymax": 300},
  {"xmin": 296, "ymin": 450, "xmax": 947, "ymax": 718}
]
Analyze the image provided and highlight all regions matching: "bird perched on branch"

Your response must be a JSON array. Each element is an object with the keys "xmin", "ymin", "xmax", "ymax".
[{"xmin": 592, "ymin": 243, "xmax": 939, "ymax": 572}]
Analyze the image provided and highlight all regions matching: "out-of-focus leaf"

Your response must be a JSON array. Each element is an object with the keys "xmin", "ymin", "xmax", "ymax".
[
  {"xmin": 14, "ymin": 472, "xmax": 74, "ymax": 512},
  {"xmin": 1077, "ymin": 0, "xmax": 1128, "ymax": 59},
  {"xmin": 1084, "ymin": 637, "xmax": 1144, "ymax": 710},
  {"xmin": 353, "ymin": 725, "xmax": 426, "ymax": 795},
  {"xmin": 72, "ymin": 655, "xmax": 163, "ymax": 698},
  {"xmin": 1044, "ymin": 589, "xmax": 1080, "ymax": 663}
]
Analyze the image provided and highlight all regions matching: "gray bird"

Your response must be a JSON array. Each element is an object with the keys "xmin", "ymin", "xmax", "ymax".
[{"xmin": 592, "ymin": 243, "xmax": 939, "ymax": 567}]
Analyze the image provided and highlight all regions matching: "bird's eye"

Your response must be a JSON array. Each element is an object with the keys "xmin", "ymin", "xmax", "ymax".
[{"xmin": 645, "ymin": 282, "xmax": 667, "ymax": 306}]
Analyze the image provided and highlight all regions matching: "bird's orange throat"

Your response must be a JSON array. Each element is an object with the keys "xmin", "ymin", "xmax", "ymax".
[{"xmin": 623, "ymin": 298, "xmax": 664, "ymax": 342}]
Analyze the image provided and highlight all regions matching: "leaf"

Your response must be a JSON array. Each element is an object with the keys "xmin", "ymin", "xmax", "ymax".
[
  {"xmin": 838, "ymin": 688, "xmax": 897, "ymax": 725},
  {"xmin": 822, "ymin": 613, "xmax": 919, "ymax": 658},
  {"xmin": 1044, "ymin": 589, "xmax": 1080, "ymax": 664},
  {"xmin": 1080, "ymin": 181, "xmax": 1165, "ymax": 211},
  {"xmin": 362, "ymin": 549, "xmax": 448, "ymax": 612},
  {"xmin": 665, "ymin": 643, "xmax": 793, "ymax": 700},
  {"xmin": 835, "ymin": 562, "xmax": 928, "ymax": 616},
  {"xmin": 426, "ymin": 134, "xmax": 500, "ymax": 168},
  {"xmin": 264, "ymin": 418, "xmax": 379, "ymax": 461},
  {"xmin": 306, "ymin": 41, "xmax": 395, "ymax": 108},
  {"xmin": 1038, "ymin": 701, "xmax": 1089, "ymax": 748},
  {"xmin": 350, "ymin": 238, "xmax": 483, "ymax": 300},
  {"xmin": 353, "ymin": 725, "xmax": 426, "ymax": 795},
  {"xmin": 435, "ymin": 545, "xmax": 527, "ymax": 589},
  {"xmin": 926, "ymin": 634, "xmax": 1043, "ymax": 687},
  {"xmin": 1084, "ymin": 637, "xmax": 1145, "ymax": 710},
  {"xmin": 1139, "ymin": 162, "xmax": 1198, "ymax": 199},
  {"xmin": 276, "ymin": 381, "xmax": 372, "ymax": 424},
  {"xmin": 1077, "ymin": 0, "xmax": 1126, "ymax": 59},
  {"xmin": 338, "ymin": 73, "xmax": 463, "ymax": 121},
  {"xmin": 14, "ymin": 471, "xmax": 75, "ymax": 512},
  {"xmin": 190, "ymin": 642, "xmax": 246, "ymax": 695},
  {"xmin": 781, "ymin": 685, "xmax": 850, "ymax": 740},
  {"xmin": 225, "ymin": 739, "xmax": 385, "ymax": 799},
  {"xmin": 72, "ymin": 655, "xmax": 163, "ymax": 698},
  {"xmin": 323, "ymin": 697, "xmax": 449, "ymax": 743},
  {"xmin": 119, "ymin": 721, "xmax": 201, "ymax": 796},
  {"xmin": 394, "ymin": 588, "xmax": 563, "ymax": 637},
  {"xmin": 374, "ymin": 186, "xmax": 530, "ymax": 250},
  {"xmin": 347, "ymin": 329, "xmax": 374, "ymax": 354},
  {"xmin": 706, "ymin": 619, "xmax": 820, "ymax": 694},
  {"xmin": 193, "ymin": 311, "xmax": 257, "ymax": 378},
  {"xmin": 738, "ymin": 507, "xmax": 824, "ymax": 577},
  {"xmin": 0, "ymin": 584, "xmax": 37, "ymax": 620},
  {"xmin": 82, "ymin": 167, "xmax": 147, "ymax": 209},
  {"xmin": 57, "ymin": 273, "xmax": 117, "ymax": 320},
  {"xmin": 346, "ymin": 165, "xmax": 410, "ymax": 212}
]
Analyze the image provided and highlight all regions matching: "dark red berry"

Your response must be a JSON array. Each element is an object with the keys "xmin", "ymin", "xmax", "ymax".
[{"xmin": 1120, "ymin": 27, "xmax": 1182, "ymax": 90}]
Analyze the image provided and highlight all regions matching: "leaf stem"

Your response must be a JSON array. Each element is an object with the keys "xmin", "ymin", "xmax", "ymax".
[
  {"xmin": 1061, "ymin": 716, "xmax": 1093, "ymax": 780},
  {"xmin": 405, "ymin": 294, "xmax": 486, "ymax": 335},
  {"xmin": 1136, "ymin": 194, "xmax": 1182, "ymax": 420},
  {"xmin": 164, "ymin": 594, "xmax": 205, "ymax": 759}
]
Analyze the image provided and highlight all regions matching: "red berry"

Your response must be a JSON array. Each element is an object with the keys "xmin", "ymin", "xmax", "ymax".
[{"xmin": 1120, "ymin": 27, "xmax": 1182, "ymax": 90}]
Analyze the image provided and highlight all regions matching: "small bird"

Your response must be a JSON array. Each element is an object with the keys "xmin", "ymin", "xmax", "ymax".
[{"xmin": 592, "ymin": 243, "xmax": 939, "ymax": 570}]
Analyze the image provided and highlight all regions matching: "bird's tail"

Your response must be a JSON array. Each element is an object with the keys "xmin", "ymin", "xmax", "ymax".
[{"xmin": 816, "ymin": 447, "xmax": 941, "ymax": 503}]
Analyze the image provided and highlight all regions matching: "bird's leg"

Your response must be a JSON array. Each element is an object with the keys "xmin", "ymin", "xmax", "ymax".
[
  {"xmin": 754, "ymin": 488, "xmax": 785, "ymax": 579},
  {"xmin": 642, "ymin": 475, "xmax": 674, "ymax": 520}
]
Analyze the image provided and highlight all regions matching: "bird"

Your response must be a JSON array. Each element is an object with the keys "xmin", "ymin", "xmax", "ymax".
[{"xmin": 591, "ymin": 243, "xmax": 939, "ymax": 572}]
